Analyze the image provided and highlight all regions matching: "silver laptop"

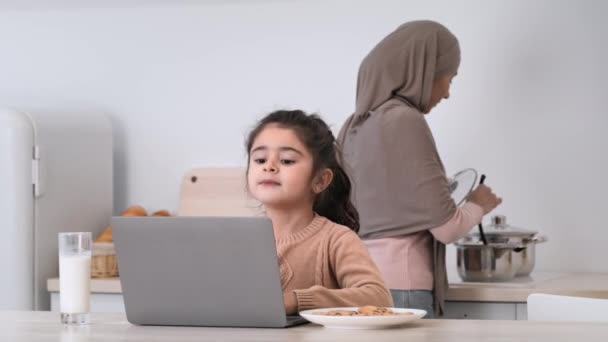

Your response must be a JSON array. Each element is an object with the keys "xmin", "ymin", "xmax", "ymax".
[{"xmin": 112, "ymin": 216, "xmax": 308, "ymax": 328}]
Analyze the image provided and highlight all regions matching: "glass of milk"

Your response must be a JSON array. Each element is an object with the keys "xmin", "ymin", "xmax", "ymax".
[{"xmin": 58, "ymin": 232, "xmax": 92, "ymax": 324}]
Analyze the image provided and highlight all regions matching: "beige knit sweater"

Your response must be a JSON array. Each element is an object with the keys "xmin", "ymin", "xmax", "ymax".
[{"xmin": 276, "ymin": 215, "xmax": 393, "ymax": 311}]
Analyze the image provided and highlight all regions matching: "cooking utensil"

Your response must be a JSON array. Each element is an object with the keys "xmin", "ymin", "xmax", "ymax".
[
  {"xmin": 477, "ymin": 174, "xmax": 488, "ymax": 245},
  {"xmin": 456, "ymin": 215, "xmax": 548, "ymax": 281},
  {"xmin": 456, "ymin": 242, "xmax": 523, "ymax": 282}
]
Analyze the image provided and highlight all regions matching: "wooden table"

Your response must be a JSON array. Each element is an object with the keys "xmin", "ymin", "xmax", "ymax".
[{"xmin": 2, "ymin": 311, "xmax": 607, "ymax": 342}]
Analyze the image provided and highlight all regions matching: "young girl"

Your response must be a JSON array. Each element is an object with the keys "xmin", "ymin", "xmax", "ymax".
[{"xmin": 245, "ymin": 109, "xmax": 393, "ymax": 314}]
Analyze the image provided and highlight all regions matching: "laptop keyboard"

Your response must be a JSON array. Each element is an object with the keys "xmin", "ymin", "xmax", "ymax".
[{"xmin": 287, "ymin": 316, "xmax": 303, "ymax": 323}]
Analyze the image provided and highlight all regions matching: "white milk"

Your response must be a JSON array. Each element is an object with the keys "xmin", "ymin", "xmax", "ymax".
[{"xmin": 59, "ymin": 255, "xmax": 91, "ymax": 313}]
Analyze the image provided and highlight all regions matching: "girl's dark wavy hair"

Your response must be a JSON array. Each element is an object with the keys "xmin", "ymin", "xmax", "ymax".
[{"xmin": 245, "ymin": 109, "xmax": 360, "ymax": 233}]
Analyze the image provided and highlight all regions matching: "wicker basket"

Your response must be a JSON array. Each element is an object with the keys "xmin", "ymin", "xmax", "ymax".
[{"xmin": 91, "ymin": 242, "xmax": 119, "ymax": 278}]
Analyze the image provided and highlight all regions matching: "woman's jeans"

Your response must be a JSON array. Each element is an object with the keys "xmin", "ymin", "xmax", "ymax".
[{"xmin": 390, "ymin": 289, "xmax": 434, "ymax": 319}]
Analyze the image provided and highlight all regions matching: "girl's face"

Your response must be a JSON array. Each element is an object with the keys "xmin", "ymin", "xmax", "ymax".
[
  {"xmin": 427, "ymin": 73, "xmax": 456, "ymax": 113},
  {"xmin": 247, "ymin": 124, "xmax": 319, "ymax": 209}
]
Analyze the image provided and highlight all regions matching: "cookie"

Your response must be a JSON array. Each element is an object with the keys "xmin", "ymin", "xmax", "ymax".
[{"xmin": 312, "ymin": 306, "xmax": 414, "ymax": 317}]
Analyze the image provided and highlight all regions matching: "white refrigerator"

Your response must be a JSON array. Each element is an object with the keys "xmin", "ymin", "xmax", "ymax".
[{"xmin": 0, "ymin": 108, "xmax": 113, "ymax": 310}]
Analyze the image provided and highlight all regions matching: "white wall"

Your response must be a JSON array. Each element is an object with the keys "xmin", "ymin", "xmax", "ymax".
[{"xmin": 1, "ymin": 0, "xmax": 607, "ymax": 273}]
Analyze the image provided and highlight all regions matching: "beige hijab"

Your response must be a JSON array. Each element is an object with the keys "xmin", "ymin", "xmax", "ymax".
[{"xmin": 337, "ymin": 20, "xmax": 461, "ymax": 316}]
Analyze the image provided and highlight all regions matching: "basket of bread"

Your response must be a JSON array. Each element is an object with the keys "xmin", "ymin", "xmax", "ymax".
[{"xmin": 91, "ymin": 205, "xmax": 170, "ymax": 278}]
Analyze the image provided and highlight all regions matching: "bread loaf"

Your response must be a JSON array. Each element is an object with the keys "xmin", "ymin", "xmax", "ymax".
[{"xmin": 94, "ymin": 205, "xmax": 149, "ymax": 242}]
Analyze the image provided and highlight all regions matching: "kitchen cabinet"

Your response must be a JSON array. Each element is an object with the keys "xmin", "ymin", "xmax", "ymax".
[
  {"xmin": 49, "ymin": 293, "xmax": 527, "ymax": 320},
  {"xmin": 443, "ymin": 302, "xmax": 518, "ymax": 320},
  {"xmin": 51, "ymin": 293, "xmax": 124, "ymax": 313},
  {"xmin": 49, "ymin": 272, "xmax": 608, "ymax": 319}
]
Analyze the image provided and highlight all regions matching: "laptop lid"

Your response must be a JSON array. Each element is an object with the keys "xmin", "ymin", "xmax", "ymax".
[{"xmin": 112, "ymin": 216, "xmax": 300, "ymax": 328}]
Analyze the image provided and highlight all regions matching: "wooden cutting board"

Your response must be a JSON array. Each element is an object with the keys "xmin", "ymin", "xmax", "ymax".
[{"xmin": 177, "ymin": 167, "xmax": 262, "ymax": 217}]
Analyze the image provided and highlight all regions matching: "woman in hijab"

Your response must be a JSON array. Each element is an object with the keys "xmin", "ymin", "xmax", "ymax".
[{"xmin": 337, "ymin": 20, "xmax": 502, "ymax": 317}]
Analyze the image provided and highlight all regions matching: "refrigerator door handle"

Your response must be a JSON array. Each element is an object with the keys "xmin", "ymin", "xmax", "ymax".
[{"xmin": 32, "ymin": 145, "xmax": 45, "ymax": 198}]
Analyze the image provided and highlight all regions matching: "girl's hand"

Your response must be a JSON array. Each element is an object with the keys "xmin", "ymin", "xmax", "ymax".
[
  {"xmin": 467, "ymin": 184, "xmax": 502, "ymax": 214},
  {"xmin": 283, "ymin": 291, "xmax": 298, "ymax": 315}
]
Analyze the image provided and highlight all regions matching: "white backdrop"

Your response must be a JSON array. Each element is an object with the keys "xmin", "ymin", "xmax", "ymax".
[{"xmin": 1, "ymin": 0, "xmax": 607, "ymax": 273}]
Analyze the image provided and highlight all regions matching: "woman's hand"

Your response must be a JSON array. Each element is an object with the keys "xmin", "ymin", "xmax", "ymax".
[
  {"xmin": 283, "ymin": 291, "xmax": 298, "ymax": 315},
  {"xmin": 467, "ymin": 184, "xmax": 502, "ymax": 214}
]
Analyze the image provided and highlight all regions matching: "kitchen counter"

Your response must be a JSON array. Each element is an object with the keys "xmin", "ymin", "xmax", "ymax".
[
  {"xmin": 2, "ymin": 311, "xmax": 607, "ymax": 342},
  {"xmin": 446, "ymin": 271, "xmax": 608, "ymax": 302},
  {"xmin": 47, "ymin": 271, "xmax": 608, "ymax": 303}
]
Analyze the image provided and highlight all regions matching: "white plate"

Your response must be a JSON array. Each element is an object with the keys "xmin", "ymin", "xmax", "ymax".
[{"xmin": 299, "ymin": 307, "xmax": 426, "ymax": 329}]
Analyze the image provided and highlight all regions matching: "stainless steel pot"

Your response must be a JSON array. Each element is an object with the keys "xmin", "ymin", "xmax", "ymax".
[
  {"xmin": 456, "ymin": 242, "xmax": 524, "ymax": 282},
  {"xmin": 455, "ymin": 215, "xmax": 547, "ymax": 282},
  {"xmin": 516, "ymin": 235, "xmax": 547, "ymax": 276}
]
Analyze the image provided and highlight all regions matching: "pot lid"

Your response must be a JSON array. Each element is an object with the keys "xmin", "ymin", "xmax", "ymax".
[
  {"xmin": 470, "ymin": 215, "xmax": 538, "ymax": 238},
  {"xmin": 449, "ymin": 168, "xmax": 478, "ymax": 206}
]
